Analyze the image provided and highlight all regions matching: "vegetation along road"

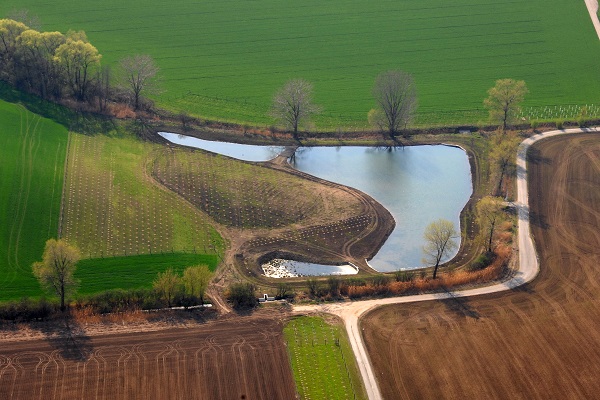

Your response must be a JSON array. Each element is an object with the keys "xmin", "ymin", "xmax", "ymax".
[{"xmin": 295, "ymin": 127, "xmax": 600, "ymax": 400}]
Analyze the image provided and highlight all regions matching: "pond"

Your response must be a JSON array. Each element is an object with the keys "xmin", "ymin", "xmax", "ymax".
[
  {"xmin": 158, "ymin": 132, "xmax": 285, "ymax": 162},
  {"xmin": 157, "ymin": 133, "xmax": 473, "ymax": 274},
  {"xmin": 291, "ymin": 145, "xmax": 472, "ymax": 272},
  {"xmin": 261, "ymin": 259, "xmax": 358, "ymax": 278}
]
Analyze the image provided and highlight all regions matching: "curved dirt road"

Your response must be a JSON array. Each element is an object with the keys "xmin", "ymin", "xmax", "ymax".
[{"xmin": 294, "ymin": 127, "xmax": 600, "ymax": 400}]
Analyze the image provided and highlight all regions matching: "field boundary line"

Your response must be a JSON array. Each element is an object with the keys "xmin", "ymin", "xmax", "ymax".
[
  {"xmin": 585, "ymin": 0, "xmax": 600, "ymax": 40},
  {"xmin": 57, "ymin": 130, "xmax": 72, "ymax": 239},
  {"xmin": 293, "ymin": 127, "xmax": 600, "ymax": 400}
]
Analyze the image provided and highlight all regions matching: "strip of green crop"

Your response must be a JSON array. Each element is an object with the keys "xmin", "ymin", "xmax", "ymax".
[
  {"xmin": 284, "ymin": 316, "xmax": 366, "ymax": 400},
  {"xmin": 76, "ymin": 253, "xmax": 218, "ymax": 295},
  {"xmin": 0, "ymin": 99, "xmax": 68, "ymax": 300},
  {"xmin": 2, "ymin": 0, "xmax": 598, "ymax": 128}
]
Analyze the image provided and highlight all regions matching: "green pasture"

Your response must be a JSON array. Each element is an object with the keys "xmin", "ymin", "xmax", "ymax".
[
  {"xmin": 61, "ymin": 131, "xmax": 224, "ymax": 258},
  {"xmin": 2, "ymin": 0, "xmax": 600, "ymax": 128},
  {"xmin": 284, "ymin": 316, "xmax": 366, "ymax": 400},
  {"xmin": 76, "ymin": 253, "xmax": 217, "ymax": 295},
  {"xmin": 0, "ymin": 100, "xmax": 68, "ymax": 301}
]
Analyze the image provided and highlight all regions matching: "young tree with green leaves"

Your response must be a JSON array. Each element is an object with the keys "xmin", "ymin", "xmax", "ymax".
[
  {"xmin": 476, "ymin": 196, "xmax": 505, "ymax": 252},
  {"xmin": 153, "ymin": 268, "xmax": 181, "ymax": 308},
  {"xmin": 54, "ymin": 36, "xmax": 101, "ymax": 101},
  {"xmin": 484, "ymin": 79, "xmax": 528, "ymax": 133},
  {"xmin": 32, "ymin": 239, "xmax": 80, "ymax": 311},
  {"xmin": 489, "ymin": 134, "xmax": 521, "ymax": 197},
  {"xmin": 182, "ymin": 265, "xmax": 212, "ymax": 305}
]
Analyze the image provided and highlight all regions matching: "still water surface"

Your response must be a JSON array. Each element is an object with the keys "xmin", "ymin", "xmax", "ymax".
[
  {"xmin": 291, "ymin": 145, "xmax": 472, "ymax": 271},
  {"xmin": 158, "ymin": 132, "xmax": 285, "ymax": 162}
]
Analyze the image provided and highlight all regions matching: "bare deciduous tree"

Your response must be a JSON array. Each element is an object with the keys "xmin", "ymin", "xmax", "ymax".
[
  {"xmin": 422, "ymin": 219, "xmax": 458, "ymax": 279},
  {"xmin": 484, "ymin": 78, "xmax": 528, "ymax": 133},
  {"xmin": 7, "ymin": 9, "xmax": 41, "ymax": 31},
  {"xmin": 118, "ymin": 54, "xmax": 159, "ymax": 111},
  {"xmin": 372, "ymin": 70, "xmax": 417, "ymax": 139},
  {"xmin": 270, "ymin": 79, "xmax": 320, "ymax": 139},
  {"xmin": 32, "ymin": 239, "xmax": 80, "ymax": 311}
]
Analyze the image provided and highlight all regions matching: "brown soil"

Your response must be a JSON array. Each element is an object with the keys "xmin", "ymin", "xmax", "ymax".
[
  {"xmin": 0, "ymin": 311, "xmax": 296, "ymax": 400},
  {"xmin": 362, "ymin": 133, "xmax": 600, "ymax": 399}
]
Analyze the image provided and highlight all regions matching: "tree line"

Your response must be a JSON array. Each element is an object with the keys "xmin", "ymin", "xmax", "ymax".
[
  {"xmin": 0, "ymin": 18, "xmax": 158, "ymax": 113},
  {"xmin": 19, "ymin": 238, "xmax": 213, "ymax": 317},
  {"xmin": 270, "ymin": 75, "xmax": 528, "ymax": 139}
]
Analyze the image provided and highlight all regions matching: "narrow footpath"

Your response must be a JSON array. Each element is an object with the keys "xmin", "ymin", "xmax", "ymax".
[{"xmin": 293, "ymin": 127, "xmax": 600, "ymax": 400}]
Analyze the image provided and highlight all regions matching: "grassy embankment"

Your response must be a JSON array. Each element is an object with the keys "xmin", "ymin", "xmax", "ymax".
[
  {"xmin": 284, "ymin": 316, "xmax": 366, "ymax": 400},
  {"xmin": 1, "ymin": 0, "xmax": 599, "ymax": 128}
]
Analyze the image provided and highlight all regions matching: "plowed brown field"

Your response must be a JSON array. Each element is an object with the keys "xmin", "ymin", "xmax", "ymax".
[
  {"xmin": 0, "ymin": 316, "xmax": 296, "ymax": 400},
  {"xmin": 362, "ymin": 133, "xmax": 600, "ymax": 399}
]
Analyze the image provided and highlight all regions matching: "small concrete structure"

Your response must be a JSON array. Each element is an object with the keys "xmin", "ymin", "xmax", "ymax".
[{"xmin": 258, "ymin": 294, "xmax": 276, "ymax": 303}]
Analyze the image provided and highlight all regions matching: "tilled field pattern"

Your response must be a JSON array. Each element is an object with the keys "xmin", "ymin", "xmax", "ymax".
[
  {"xmin": 0, "ymin": 316, "xmax": 296, "ymax": 399},
  {"xmin": 362, "ymin": 133, "xmax": 600, "ymax": 399}
]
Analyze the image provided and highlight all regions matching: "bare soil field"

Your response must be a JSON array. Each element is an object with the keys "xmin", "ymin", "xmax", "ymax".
[
  {"xmin": 362, "ymin": 133, "xmax": 600, "ymax": 399},
  {"xmin": 0, "ymin": 313, "xmax": 296, "ymax": 400}
]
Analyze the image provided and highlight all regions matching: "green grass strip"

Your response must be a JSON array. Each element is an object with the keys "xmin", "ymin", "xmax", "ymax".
[
  {"xmin": 0, "ymin": 99, "xmax": 68, "ymax": 301},
  {"xmin": 284, "ymin": 316, "xmax": 366, "ymax": 400},
  {"xmin": 75, "ymin": 253, "xmax": 218, "ymax": 295}
]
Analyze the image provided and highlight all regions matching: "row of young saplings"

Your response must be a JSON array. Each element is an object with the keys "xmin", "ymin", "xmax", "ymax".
[
  {"xmin": 62, "ymin": 137, "xmax": 215, "ymax": 256},
  {"xmin": 152, "ymin": 149, "xmax": 315, "ymax": 229}
]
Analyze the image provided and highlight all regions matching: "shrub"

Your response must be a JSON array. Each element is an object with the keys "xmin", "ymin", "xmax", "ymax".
[
  {"xmin": 327, "ymin": 276, "xmax": 341, "ymax": 297},
  {"xmin": 555, "ymin": 119, "xmax": 564, "ymax": 129},
  {"xmin": 530, "ymin": 119, "xmax": 539, "ymax": 130},
  {"xmin": 0, "ymin": 298, "xmax": 57, "ymax": 321},
  {"xmin": 394, "ymin": 270, "xmax": 416, "ymax": 282},
  {"xmin": 276, "ymin": 283, "xmax": 292, "ymax": 300},
  {"xmin": 227, "ymin": 283, "xmax": 257, "ymax": 309},
  {"xmin": 306, "ymin": 279, "xmax": 321, "ymax": 297},
  {"xmin": 372, "ymin": 275, "xmax": 390, "ymax": 287},
  {"xmin": 468, "ymin": 251, "xmax": 497, "ymax": 272}
]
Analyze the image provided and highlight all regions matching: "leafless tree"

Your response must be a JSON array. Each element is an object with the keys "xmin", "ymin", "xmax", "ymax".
[
  {"xmin": 270, "ymin": 79, "xmax": 320, "ymax": 139},
  {"xmin": 118, "ymin": 54, "xmax": 159, "ymax": 111},
  {"xmin": 372, "ymin": 70, "xmax": 417, "ymax": 139},
  {"xmin": 422, "ymin": 219, "xmax": 457, "ymax": 279},
  {"xmin": 7, "ymin": 9, "xmax": 41, "ymax": 31}
]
